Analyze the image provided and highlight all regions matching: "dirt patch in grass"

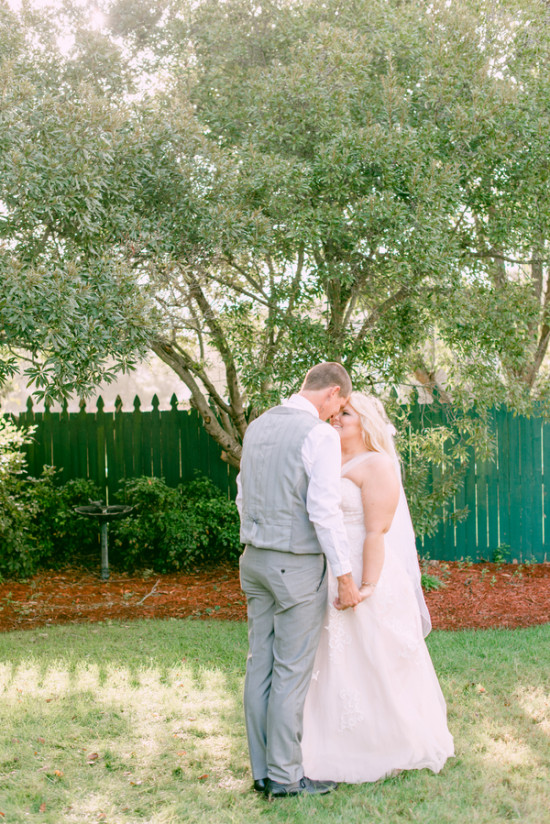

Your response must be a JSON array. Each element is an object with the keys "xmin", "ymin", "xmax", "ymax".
[{"xmin": 0, "ymin": 562, "xmax": 548, "ymax": 632}]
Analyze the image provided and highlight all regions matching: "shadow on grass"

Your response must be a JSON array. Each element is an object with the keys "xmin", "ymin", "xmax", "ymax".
[{"xmin": 0, "ymin": 621, "xmax": 548, "ymax": 823}]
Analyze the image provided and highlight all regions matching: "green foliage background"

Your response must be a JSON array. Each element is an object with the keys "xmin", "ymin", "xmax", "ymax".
[{"xmin": 2, "ymin": 0, "xmax": 550, "ymax": 540}]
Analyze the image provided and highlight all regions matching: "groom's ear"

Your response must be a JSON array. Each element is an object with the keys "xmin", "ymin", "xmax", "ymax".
[{"xmin": 333, "ymin": 385, "xmax": 349, "ymax": 404}]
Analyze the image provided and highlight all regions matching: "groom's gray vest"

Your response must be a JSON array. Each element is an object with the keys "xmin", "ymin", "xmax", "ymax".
[{"xmin": 240, "ymin": 406, "xmax": 324, "ymax": 554}]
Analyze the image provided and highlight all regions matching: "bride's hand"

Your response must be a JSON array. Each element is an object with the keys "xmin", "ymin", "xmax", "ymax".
[{"xmin": 359, "ymin": 582, "xmax": 376, "ymax": 598}]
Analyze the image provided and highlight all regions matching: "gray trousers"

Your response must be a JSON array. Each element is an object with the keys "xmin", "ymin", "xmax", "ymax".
[{"xmin": 239, "ymin": 545, "xmax": 328, "ymax": 784}]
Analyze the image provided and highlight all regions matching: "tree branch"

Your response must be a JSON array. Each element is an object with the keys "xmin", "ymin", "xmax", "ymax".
[
  {"xmin": 525, "ymin": 322, "xmax": 550, "ymax": 390},
  {"xmin": 223, "ymin": 254, "xmax": 266, "ymax": 295},
  {"xmin": 186, "ymin": 271, "xmax": 248, "ymax": 439},
  {"xmin": 260, "ymin": 248, "xmax": 307, "ymax": 391},
  {"xmin": 204, "ymin": 264, "xmax": 272, "ymax": 307},
  {"xmin": 151, "ymin": 339, "xmax": 243, "ymax": 467},
  {"xmin": 349, "ymin": 287, "xmax": 409, "ymax": 353},
  {"xmin": 169, "ymin": 339, "xmax": 234, "ymax": 418},
  {"xmin": 471, "ymin": 250, "xmax": 549, "ymax": 266}
]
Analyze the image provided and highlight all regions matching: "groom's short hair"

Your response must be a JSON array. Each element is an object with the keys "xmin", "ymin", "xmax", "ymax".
[{"xmin": 301, "ymin": 362, "xmax": 352, "ymax": 396}]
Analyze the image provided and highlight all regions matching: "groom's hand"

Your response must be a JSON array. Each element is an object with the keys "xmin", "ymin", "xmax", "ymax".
[{"xmin": 334, "ymin": 573, "xmax": 363, "ymax": 611}]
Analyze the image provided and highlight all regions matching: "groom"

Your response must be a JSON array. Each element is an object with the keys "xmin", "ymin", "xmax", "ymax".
[{"xmin": 237, "ymin": 362, "xmax": 363, "ymax": 798}]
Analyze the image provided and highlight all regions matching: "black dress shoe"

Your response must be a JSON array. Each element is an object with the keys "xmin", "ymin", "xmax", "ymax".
[
  {"xmin": 265, "ymin": 776, "xmax": 338, "ymax": 797},
  {"xmin": 253, "ymin": 778, "xmax": 267, "ymax": 793}
]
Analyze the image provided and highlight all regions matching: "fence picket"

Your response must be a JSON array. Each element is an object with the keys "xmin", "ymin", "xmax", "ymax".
[
  {"xmin": 114, "ymin": 396, "xmax": 125, "ymax": 492},
  {"xmin": 508, "ymin": 414, "xmax": 523, "ymax": 558},
  {"xmin": 51, "ymin": 406, "xmax": 65, "ymax": 482},
  {"xmin": 132, "ymin": 396, "xmax": 143, "ymax": 477},
  {"xmin": 497, "ymin": 408, "xmax": 511, "ymax": 552},
  {"xmin": 475, "ymin": 447, "xmax": 491, "ymax": 561},
  {"xmin": 542, "ymin": 419, "xmax": 550, "ymax": 562},
  {"xmin": 140, "ymin": 399, "xmax": 153, "ymax": 479},
  {"xmin": 453, "ymin": 468, "xmax": 467, "ymax": 560},
  {"xmin": 535, "ymin": 412, "xmax": 545, "ymax": 555},
  {"xmin": 180, "ymin": 408, "xmax": 197, "ymax": 484},
  {"xmin": 74, "ymin": 400, "xmax": 88, "ymax": 479},
  {"xmin": 486, "ymin": 409, "xmax": 499, "ymax": 554},
  {"xmin": 22, "ymin": 397, "xmax": 37, "ymax": 475},
  {"xmin": 42, "ymin": 403, "xmax": 54, "ymax": 473},
  {"xmin": 463, "ymin": 445, "xmax": 477, "ymax": 559},
  {"xmin": 86, "ymin": 405, "xmax": 99, "ymax": 488},
  {"xmin": 521, "ymin": 414, "xmax": 541, "ymax": 560},
  {"xmin": 121, "ymin": 398, "xmax": 134, "ymax": 479},
  {"xmin": 151, "ymin": 394, "xmax": 162, "ymax": 478},
  {"xmin": 161, "ymin": 395, "xmax": 180, "ymax": 487},
  {"xmin": 94, "ymin": 397, "xmax": 107, "ymax": 494},
  {"xmin": 104, "ymin": 401, "xmax": 116, "ymax": 501}
]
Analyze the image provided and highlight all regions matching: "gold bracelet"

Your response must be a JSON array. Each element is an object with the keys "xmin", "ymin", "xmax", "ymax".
[{"xmin": 361, "ymin": 581, "xmax": 377, "ymax": 588}]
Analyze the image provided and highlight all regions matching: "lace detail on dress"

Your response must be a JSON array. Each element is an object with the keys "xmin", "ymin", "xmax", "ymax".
[
  {"xmin": 374, "ymin": 570, "xmax": 422, "ymax": 657},
  {"xmin": 338, "ymin": 689, "xmax": 365, "ymax": 732},
  {"xmin": 326, "ymin": 605, "xmax": 352, "ymax": 660}
]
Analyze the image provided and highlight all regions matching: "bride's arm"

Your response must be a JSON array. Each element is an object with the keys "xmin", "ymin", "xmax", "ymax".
[{"xmin": 359, "ymin": 455, "xmax": 399, "ymax": 596}]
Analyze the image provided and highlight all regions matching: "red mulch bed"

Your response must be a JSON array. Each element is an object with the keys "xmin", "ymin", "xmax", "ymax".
[{"xmin": 0, "ymin": 562, "xmax": 548, "ymax": 633}]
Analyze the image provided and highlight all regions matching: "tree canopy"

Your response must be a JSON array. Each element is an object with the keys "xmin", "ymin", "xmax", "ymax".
[{"xmin": 2, "ymin": 0, "xmax": 550, "ymax": 531}]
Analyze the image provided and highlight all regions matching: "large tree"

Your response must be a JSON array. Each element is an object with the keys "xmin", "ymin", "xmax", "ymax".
[{"xmin": 2, "ymin": 0, "xmax": 550, "ymax": 532}]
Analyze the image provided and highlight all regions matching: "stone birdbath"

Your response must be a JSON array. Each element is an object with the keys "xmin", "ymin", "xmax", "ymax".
[{"xmin": 73, "ymin": 501, "xmax": 134, "ymax": 580}]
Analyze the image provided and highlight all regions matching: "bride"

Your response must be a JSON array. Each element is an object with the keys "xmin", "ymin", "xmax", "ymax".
[{"xmin": 301, "ymin": 393, "xmax": 454, "ymax": 783}]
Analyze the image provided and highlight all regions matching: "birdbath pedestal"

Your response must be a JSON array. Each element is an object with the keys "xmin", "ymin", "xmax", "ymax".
[{"xmin": 73, "ymin": 502, "xmax": 134, "ymax": 580}]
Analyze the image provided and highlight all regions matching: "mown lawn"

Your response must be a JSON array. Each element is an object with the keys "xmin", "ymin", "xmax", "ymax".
[{"xmin": 0, "ymin": 620, "xmax": 549, "ymax": 824}]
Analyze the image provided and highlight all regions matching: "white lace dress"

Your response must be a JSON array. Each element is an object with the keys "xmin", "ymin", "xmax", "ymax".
[{"xmin": 301, "ymin": 467, "xmax": 454, "ymax": 783}]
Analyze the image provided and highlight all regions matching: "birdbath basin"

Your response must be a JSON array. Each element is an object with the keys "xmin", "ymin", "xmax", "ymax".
[{"xmin": 73, "ymin": 501, "xmax": 134, "ymax": 580}]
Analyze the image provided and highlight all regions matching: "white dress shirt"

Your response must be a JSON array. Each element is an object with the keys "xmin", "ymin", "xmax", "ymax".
[{"xmin": 236, "ymin": 394, "xmax": 352, "ymax": 578}]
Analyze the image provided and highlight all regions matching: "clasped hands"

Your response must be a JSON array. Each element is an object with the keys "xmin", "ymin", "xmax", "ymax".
[{"xmin": 333, "ymin": 573, "xmax": 376, "ymax": 611}]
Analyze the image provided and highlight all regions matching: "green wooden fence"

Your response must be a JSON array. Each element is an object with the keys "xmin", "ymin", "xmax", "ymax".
[
  {"xmin": 418, "ymin": 405, "xmax": 548, "ymax": 563},
  {"xmin": 12, "ymin": 394, "xmax": 237, "ymax": 501},
  {"xmin": 6, "ymin": 395, "xmax": 550, "ymax": 562}
]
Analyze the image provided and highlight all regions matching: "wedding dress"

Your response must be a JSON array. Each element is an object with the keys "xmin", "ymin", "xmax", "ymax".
[{"xmin": 301, "ymin": 452, "xmax": 454, "ymax": 783}]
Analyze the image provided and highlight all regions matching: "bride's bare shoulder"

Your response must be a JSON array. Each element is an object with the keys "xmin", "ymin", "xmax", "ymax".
[
  {"xmin": 359, "ymin": 452, "xmax": 399, "ymax": 504},
  {"xmin": 345, "ymin": 451, "xmax": 396, "ymax": 487},
  {"xmin": 360, "ymin": 451, "xmax": 394, "ymax": 472}
]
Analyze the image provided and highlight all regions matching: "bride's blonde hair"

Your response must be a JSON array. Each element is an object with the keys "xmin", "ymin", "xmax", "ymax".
[{"xmin": 349, "ymin": 393, "xmax": 396, "ymax": 458}]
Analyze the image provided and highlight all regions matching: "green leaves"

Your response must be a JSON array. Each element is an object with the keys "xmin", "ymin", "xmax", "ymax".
[
  {"xmin": 3, "ymin": 0, "xmax": 550, "ymax": 537},
  {"xmin": 0, "ymin": 255, "xmax": 152, "ymax": 403}
]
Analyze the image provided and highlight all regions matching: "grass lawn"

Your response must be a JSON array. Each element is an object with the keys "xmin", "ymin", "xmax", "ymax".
[{"xmin": 0, "ymin": 619, "xmax": 549, "ymax": 824}]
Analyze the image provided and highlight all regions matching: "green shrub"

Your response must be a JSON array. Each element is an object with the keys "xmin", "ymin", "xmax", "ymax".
[
  {"xmin": 0, "ymin": 473, "xmax": 37, "ymax": 580},
  {"xmin": 421, "ymin": 572, "xmax": 446, "ymax": 592},
  {"xmin": 0, "ymin": 453, "xmax": 102, "ymax": 579},
  {"xmin": 23, "ymin": 468, "xmax": 102, "ymax": 569},
  {"xmin": 0, "ymin": 461, "xmax": 241, "ymax": 577},
  {"xmin": 110, "ymin": 477, "xmax": 194, "ymax": 572},
  {"xmin": 182, "ymin": 475, "xmax": 242, "ymax": 565},
  {"xmin": 112, "ymin": 475, "xmax": 241, "ymax": 573},
  {"xmin": 0, "ymin": 418, "xmax": 36, "ymax": 580},
  {"xmin": 491, "ymin": 544, "xmax": 511, "ymax": 565}
]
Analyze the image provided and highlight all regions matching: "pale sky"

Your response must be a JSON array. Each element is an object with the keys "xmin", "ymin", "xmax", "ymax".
[
  {"xmin": 7, "ymin": 0, "xmax": 99, "ymax": 12},
  {"xmin": 6, "ymin": 0, "xmax": 107, "ymax": 45}
]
